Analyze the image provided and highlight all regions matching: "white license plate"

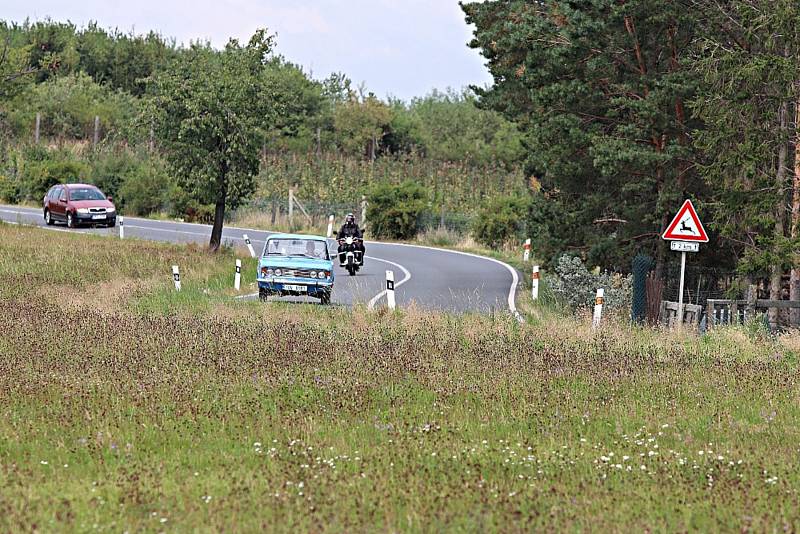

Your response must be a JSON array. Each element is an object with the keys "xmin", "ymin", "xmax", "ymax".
[
  {"xmin": 284, "ymin": 284, "xmax": 306, "ymax": 292},
  {"xmin": 91, "ymin": 214, "xmax": 106, "ymax": 220}
]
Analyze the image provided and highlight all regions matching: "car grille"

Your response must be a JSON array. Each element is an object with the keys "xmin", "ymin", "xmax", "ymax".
[
  {"xmin": 88, "ymin": 207, "xmax": 107, "ymax": 213},
  {"xmin": 281, "ymin": 268, "xmax": 319, "ymax": 279}
]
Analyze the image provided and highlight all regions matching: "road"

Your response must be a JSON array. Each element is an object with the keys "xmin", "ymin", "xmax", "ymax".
[{"xmin": 0, "ymin": 204, "xmax": 520, "ymax": 316}]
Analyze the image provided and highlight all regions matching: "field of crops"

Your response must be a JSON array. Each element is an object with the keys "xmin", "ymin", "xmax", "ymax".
[{"xmin": 1, "ymin": 222, "xmax": 799, "ymax": 532}]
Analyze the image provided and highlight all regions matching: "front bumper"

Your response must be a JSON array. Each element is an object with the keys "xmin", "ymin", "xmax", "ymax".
[
  {"xmin": 257, "ymin": 277, "xmax": 333, "ymax": 296},
  {"xmin": 75, "ymin": 212, "xmax": 116, "ymax": 225}
]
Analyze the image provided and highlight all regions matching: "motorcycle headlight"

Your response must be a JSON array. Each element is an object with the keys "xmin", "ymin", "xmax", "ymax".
[
  {"xmin": 274, "ymin": 269, "xmax": 282, "ymax": 277},
  {"xmin": 76, "ymin": 208, "xmax": 90, "ymax": 214}
]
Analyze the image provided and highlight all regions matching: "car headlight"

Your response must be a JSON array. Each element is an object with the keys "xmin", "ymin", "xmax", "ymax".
[
  {"xmin": 310, "ymin": 271, "xmax": 317, "ymax": 279},
  {"xmin": 274, "ymin": 269, "xmax": 282, "ymax": 277},
  {"xmin": 266, "ymin": 268, "xmax": 274, "ymax": 276},
  {"xmin": 106, "ymin": 207, "xmax": 116, "ymax": 213},
  {"xmin": 76, "ymin": 208, "xmax": 90, "ymax": 214},
  {"xmin": 318, "ymin": 271, "xmax": 327, "ymax": 279}
]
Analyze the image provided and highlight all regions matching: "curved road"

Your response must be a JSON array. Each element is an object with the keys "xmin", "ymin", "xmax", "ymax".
[{"xmin": 0, "ymin": 205, "xmax": 520, "ymax": 316}]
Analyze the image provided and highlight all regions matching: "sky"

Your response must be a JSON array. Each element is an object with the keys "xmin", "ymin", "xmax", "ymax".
[{"xmin": 4, "ymin": 0, "xmax": 493, "ymax": 101}]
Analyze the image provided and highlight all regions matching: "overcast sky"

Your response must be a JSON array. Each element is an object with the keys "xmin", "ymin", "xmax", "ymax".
[{"xmin": 5, "ymin": 0, "xmax": 493, "ymax": 101}]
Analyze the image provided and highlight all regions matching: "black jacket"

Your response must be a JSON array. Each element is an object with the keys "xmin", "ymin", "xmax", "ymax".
[{"xmin": 338, "ymin": 222, "xmax": 362, "ymax": 239}]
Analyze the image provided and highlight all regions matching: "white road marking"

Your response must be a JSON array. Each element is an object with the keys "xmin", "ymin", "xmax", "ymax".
[
  {"xmin": 366, "ymin": 241, "xmax": 522, "ymax": 321},
  {"xmin": 366, "ymin": 256, "xmax": 412, "ymax": 310}
]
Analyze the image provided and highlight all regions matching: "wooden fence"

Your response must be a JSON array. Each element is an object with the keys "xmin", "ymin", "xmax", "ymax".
[{"xmin": 707, "ymin": 299, "xmax": 800, "ymax": 327}]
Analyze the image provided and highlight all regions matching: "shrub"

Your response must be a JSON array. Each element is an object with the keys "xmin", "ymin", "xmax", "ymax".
[
  {"xmin": 22, "ymin": 157, "xmax": 88, "ymax": 201},
  {"xmin": 471, "ymin": 195, "xmax": 529, "ymax": 248},
  {"xmin": 549, "ymin": 254, "xmax": 632, "ymax": 312},
  {"xmin": 367, "ymin": 180, "xmax": 428, "ymax": 240},
  {"xmin": 117, "ymin": 159, "xmax": 173, "ymax": 216}
]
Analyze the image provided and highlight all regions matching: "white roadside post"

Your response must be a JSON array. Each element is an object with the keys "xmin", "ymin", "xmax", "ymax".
[
  {"xmin": 234, "ymin": 259, "xmax": 242, "ymax": 291},
  {"xmin": 243, "ymin": 234, "xmax": 256, "ymax": 258},
  {"xmin": 523, "ymin": 238, "xmax": 531, "ymax": 262},
  {"xmin": 592, "ymin": 288, "xmax": 604, "ymax": 329},
  {"xmin": 386, "ymin": 270, "xmax": 396, "ymax": 310},
  {"xmin": 326, "ymin": 215, "xmax": 334, "ymax": 238},
  {"xmin": 172, "ymin": 265, "xmax": 181, "ymax": 291},
  {"xmin": 531, "ymin": 265, "xmax": 540, "ymax": 301},
  {"xmin": 118, "ymin": 215, "xmax": 124, "ymax": 239}
]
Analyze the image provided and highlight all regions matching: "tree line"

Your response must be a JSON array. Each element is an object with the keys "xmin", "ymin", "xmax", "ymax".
[{"xmin": 464, "ymin": 0, "xmax": 800, "ymax": 304}]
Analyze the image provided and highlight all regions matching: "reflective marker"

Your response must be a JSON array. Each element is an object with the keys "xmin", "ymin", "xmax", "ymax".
[{"xmin": 172, "ymin": 265, "xmax": 181, "ymax": 291}]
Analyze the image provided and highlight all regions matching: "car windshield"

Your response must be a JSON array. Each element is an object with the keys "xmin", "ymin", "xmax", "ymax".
[
  {"xmin": 70, "ymin": 188, "xmax": 106, "ymax": 201},
  {"xmin": 265, "ymin": 238, "xmax": 329, "ymax": 260}
]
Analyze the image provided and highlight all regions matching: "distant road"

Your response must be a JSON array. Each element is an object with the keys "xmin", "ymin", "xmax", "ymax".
[{"xmin": 0, "ymin": 204, "xmax": 520, "ymax": 315}]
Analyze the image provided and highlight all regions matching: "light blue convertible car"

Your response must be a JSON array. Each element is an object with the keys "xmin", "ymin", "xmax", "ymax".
[{"xmin": 257, "ymin": 233, "xmax": 334, "ymax": 304}]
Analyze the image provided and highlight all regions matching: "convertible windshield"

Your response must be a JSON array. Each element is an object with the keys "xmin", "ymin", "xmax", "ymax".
[
  {"xmin": 265, "ymin": 238, "xmax": 329, "ymax": 260},
  {"xmin": 70, "ymin": 188, "xmax": 106, "ymax": 201}
]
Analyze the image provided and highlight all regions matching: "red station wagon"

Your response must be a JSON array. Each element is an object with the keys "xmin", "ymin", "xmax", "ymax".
[{"xmin": 43, "ymin": 184, "xmax": 117, "ymax": 228}]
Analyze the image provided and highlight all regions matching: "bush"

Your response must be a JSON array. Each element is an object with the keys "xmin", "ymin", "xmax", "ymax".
[
  {"xmin": 117, "ymin": 159, "xmax": 173, "ymax": 216},
  {"xmin": 367, "ymin": 180, "xmax": 428, "ymax": 240},
  {"xmin": 471, "ymin": 195, "xmax": 529, "ymax": 248},
  {"xmin": 549, "ymin": 254, "xmax": 632, "ymax": 312},
  {"xmin": 22, "ymin": 155, "xmax": 88, "ymax": 201}
]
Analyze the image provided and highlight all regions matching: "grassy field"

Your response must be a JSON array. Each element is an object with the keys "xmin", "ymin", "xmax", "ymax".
[{"xmin": 1, "ymin": 222, "xmax": 799, "ymax": 532}]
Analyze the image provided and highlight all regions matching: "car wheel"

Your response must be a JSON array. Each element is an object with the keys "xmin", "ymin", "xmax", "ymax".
[
  {"xmin": 259, "ymin": 288, "xmax": 270, "ymax": 302},
  {"xmin": 320, "ymin": 291, "xmax": 331, "ymax": 305},
  {"xmin": 66, "ymin": 212, "xmax": 75, "ymax": 228},
  {"xmin": 106, "ymin": 220, "xmax": 116, "ymax": 228},
  {"xmin": 44, "ymin": 209, "xmax": 53, "ymax": 226}
]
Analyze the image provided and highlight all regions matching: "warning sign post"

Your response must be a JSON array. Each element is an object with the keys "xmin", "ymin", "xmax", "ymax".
[{"xmin": 663, "ymin": 200, "xmax": 707, "ymax": 325}]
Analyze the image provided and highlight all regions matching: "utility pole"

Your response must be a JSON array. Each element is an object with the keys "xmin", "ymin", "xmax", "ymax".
[{"xmin": 34, "ymin": 113, "xmax": 41, "ymax": 144}]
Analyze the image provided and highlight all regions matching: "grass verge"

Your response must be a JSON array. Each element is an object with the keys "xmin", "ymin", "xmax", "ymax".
[{"xmin": 1, "ymin": 222, "xmax": 799, "ymax": 532}]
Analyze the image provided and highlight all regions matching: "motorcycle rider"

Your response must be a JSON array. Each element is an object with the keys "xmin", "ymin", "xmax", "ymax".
[{"xmin": 337, "ymin": 213, "xmax": 365, "ymax": 265}]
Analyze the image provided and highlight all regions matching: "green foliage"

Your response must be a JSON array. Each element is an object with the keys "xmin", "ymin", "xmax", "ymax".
[
  {"xmin": 471, "ymin": 195, "xmax": 530, "ymax": 248},
  {"xmin": 148, "ymin": 30, "xmax": 279, "ymax": 248},
  {"xmin": 367, "ymin": 180, "xmax": 429, "ymax": 239},
  {"xmin": 550, "ymin": 255, "xmax": 632, "ymax": 312},
  {"xmin": 18, "ymin": 146, "xmax": 87, "ymax": 200},
  {"xmin": 333, "ymin": 93, "xmax": 393, "ymax": 158}
]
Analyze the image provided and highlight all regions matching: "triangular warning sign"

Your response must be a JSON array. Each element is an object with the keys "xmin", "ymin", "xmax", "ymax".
[{"xmin": 662, "ymin": 199, "xmax": 708, "ymax": 242}]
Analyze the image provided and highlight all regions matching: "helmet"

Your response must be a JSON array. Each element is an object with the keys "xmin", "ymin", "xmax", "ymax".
[{"xmin": 345, "ymin": 213, "xmax": 355, "ymax": 224}]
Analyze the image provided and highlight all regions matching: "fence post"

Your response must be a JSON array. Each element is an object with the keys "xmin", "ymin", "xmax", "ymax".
[
  {"xmin": 326, "ymin": 215, "xmax": 334, "ymax": 238},
  {"xmin": 523, "ymin": 238, "xmax": 531, "ymax": 262},
  {"xmin": 119, "ymin": 215, "xmax": 124, "ymax": 239},
  {"xmin": 592, "ymin": 288, "xmax": 605, "ymax": 329},
  {"xmin": 361, "ymin": 195, "xmax": 367, "ymax": 229},
  {"xmin": 172, "ymin": 265, "xmax": 181, "ymax": 291},
  {"xmin": 531, "ymin": 265, "xmax": 540, "ymax": 301},
  {"xmin": 289, "ymin": 187, "xmax": 295, "ymax": 226},
  {"xmin": 243, "ymin": 234, "xmax": 256, "ymax": 258},
  {"xmin": 386, "ymin": 270, "xmax": 396, "ymax": 310},
  {"xmin": 34, "ymin": 112, "xmax": 41, "ymax": 144},
  {"xmin": 234, "ymin": 259, "xmax": 241, "ymax": 291},
  {"xmin": 93, "ymin": 115, "xmax": 100, "ymax": 147}
]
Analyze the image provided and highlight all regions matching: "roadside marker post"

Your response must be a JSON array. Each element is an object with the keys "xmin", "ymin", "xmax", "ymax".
[
  {"xmin": 531, "ymin": 265, "xmax": 540, "ymax": 301},
  {"xmin": 592, "ymin": 288, "xmax": 604, "ymax": 329},
  {"xmin": 234, "ymin": 259, "xmax": 241, "ymax": 291},
  {"xmin": 523, "ymin": 239, "xmax": 531, "ymax": 262},
  {"xmin": 386, "ymin": 270, "xmax": 396, "ymax": 310},
  {"xmin": 119, "ymin": 215, "xmax": 124, "ymax": 239},
  {"xmin": 172, "ymin": 265, "xmax": 181, "ymax": 291},
  {"xmin": 662, "ymin": 200, "xmax": 708, "ymax": 325},
  {"xmin": 326, "ymin": 215, "xmax": 334, "ymax": 238},
  {"xmin": 243, "ymin": 234, "xmax": 256, "ymax": 258}
]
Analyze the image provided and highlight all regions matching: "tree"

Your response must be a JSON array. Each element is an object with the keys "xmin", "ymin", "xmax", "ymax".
[
  {"xmin": 462, "ymin": 1, "xmax": 703, "ymax": 271},
  {"xmin": 148, "ymin": 30, "xmax": 279, "ymax": 251},
  {"xmin": 333, "ymin": 91, "xmax": 393, "ymax": 160},
  {"xmin": 689, "ymin": 0, "xmax": 800, "ymax": 321}
]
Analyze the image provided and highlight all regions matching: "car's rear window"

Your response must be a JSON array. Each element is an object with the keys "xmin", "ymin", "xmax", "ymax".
[
  {"xmin": 69, "ymin": 188, "xmax": 105, "ymax": 201},
  {"xmin": 265, "ymin": 238, "xmax": 329, "ymax": 260}
]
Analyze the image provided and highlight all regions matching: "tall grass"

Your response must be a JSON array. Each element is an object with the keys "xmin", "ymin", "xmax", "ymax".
[{"xmin": 1, "ymin": 222, "xmax": 799, "ymax": 531}]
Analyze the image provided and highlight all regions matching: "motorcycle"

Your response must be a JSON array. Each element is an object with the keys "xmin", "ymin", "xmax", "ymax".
[{"xmin": 337, "ymin": 236, "xmax": 364, "ymax": 276}]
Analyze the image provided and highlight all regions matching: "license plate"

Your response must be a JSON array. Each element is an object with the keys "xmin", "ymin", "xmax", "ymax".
[
  {"xmin": 284, "ymin": 284, "xmax": 306, "ymax": 292},
  {"xmin": 91, "ymin": 214, "xmax": 106, "ymax": 220}
]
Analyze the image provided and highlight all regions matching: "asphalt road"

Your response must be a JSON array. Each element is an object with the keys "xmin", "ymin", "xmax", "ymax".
[{"xmin": 0, "ymin": 204, "xmax": 520, "ymax": 316}]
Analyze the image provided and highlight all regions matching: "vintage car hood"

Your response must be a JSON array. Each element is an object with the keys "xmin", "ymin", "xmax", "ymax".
[{"xmin": 259, "ymin": 255, "xmax": 333, "ymax": 270}]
